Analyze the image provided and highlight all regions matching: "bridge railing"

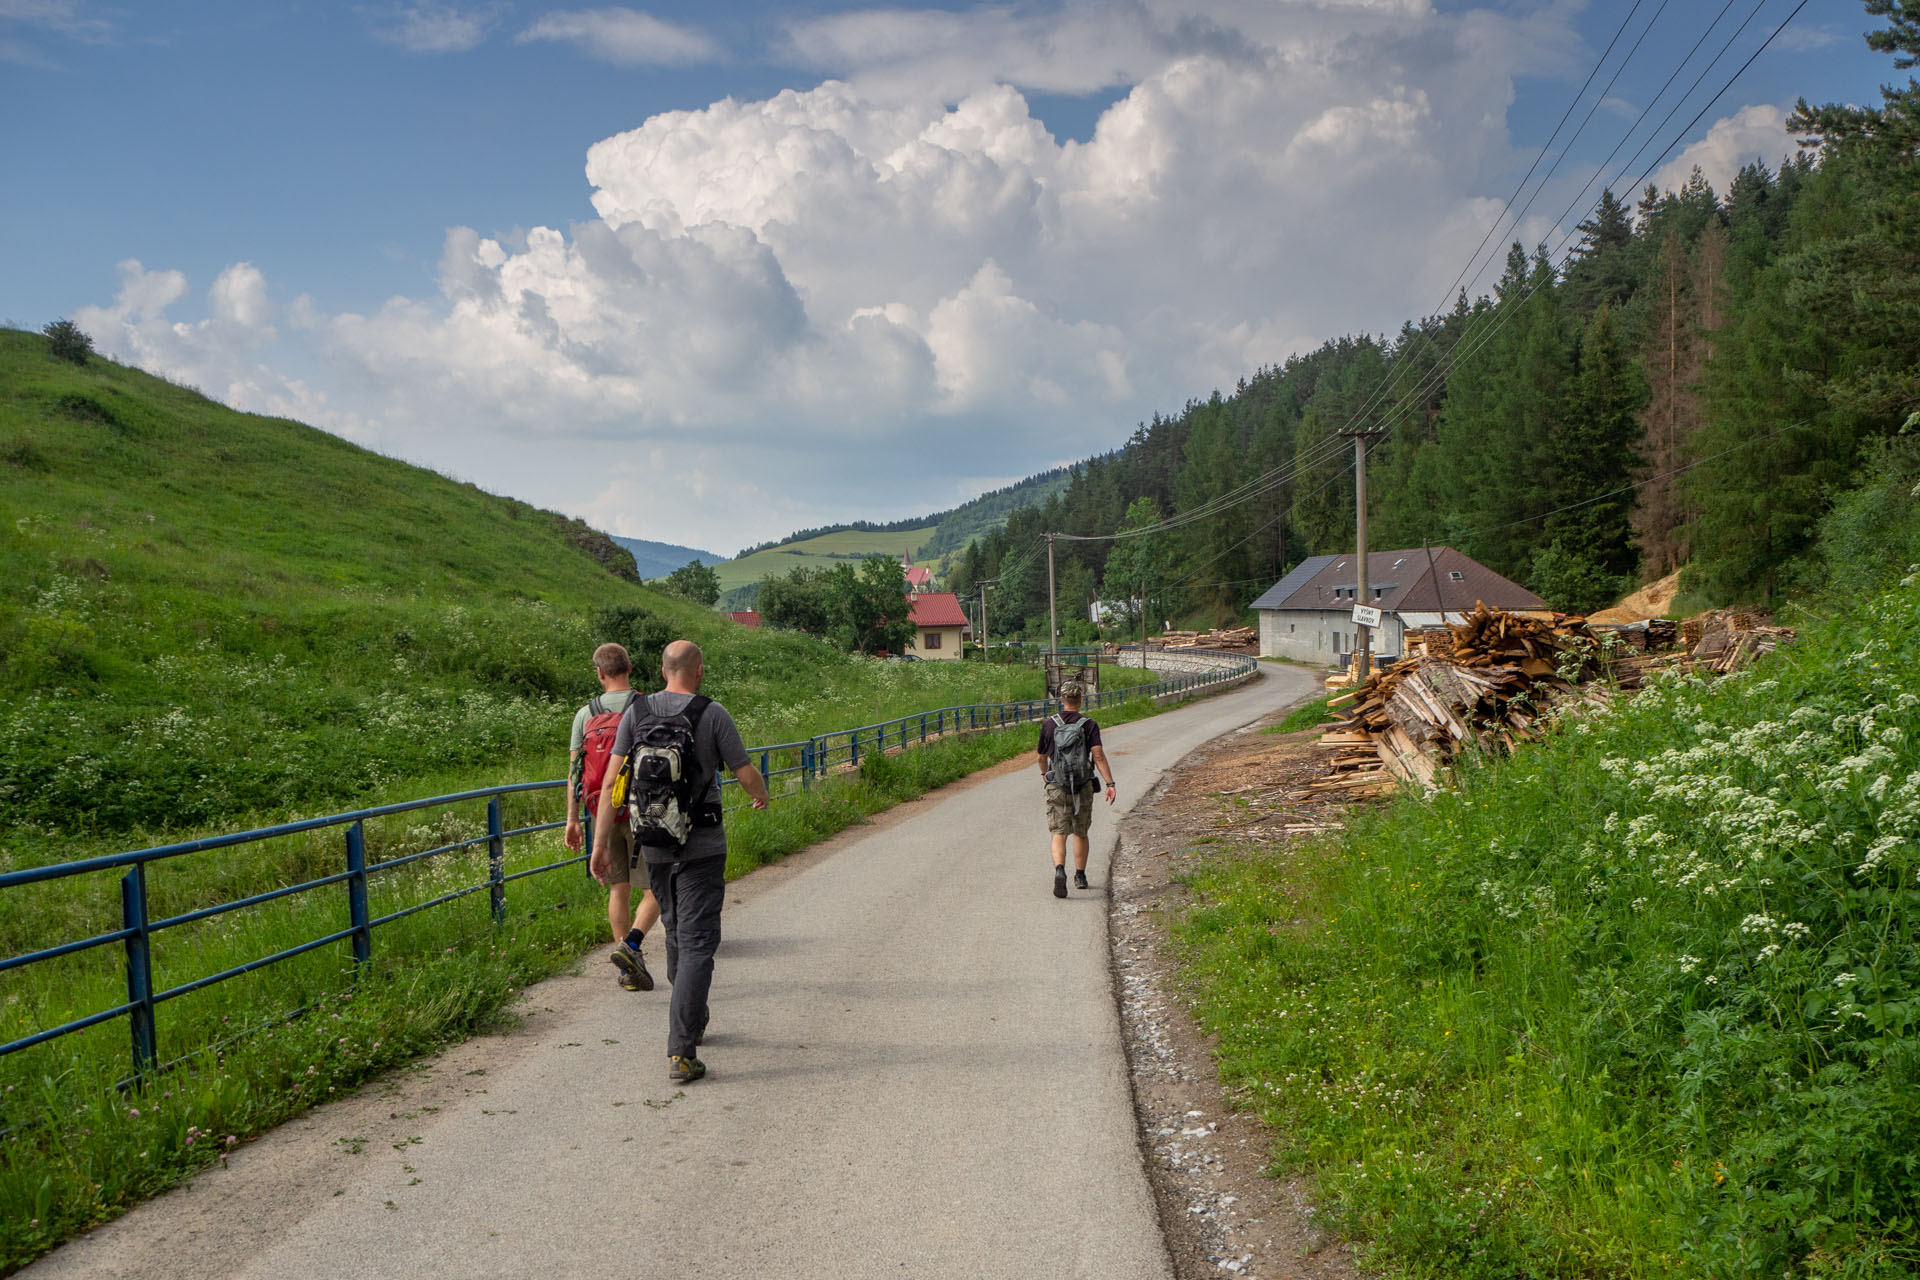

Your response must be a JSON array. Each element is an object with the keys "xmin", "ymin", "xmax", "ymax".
[{"xmin": 0, "ymin": 650, "xmax": 1256, "ymax": 1088}]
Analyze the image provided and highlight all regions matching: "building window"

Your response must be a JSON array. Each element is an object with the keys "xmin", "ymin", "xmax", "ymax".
[{"xmin": 923, "ymin": 631, "xmax": 941, "ymax": 649}]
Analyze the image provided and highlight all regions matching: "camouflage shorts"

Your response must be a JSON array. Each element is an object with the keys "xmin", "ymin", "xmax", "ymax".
[{"xmin": 1045, "ymin": 781, "xmax": 1098, "ymax": 836}]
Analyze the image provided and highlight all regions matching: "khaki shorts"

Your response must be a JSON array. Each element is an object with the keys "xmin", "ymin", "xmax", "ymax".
[
  {"xmin": 1045, "ymin": 782, "xmax": 1098, "ymax": 836},
  {"xmin": 600, "ymin": 814, "xmax": 641, "ymax": 888}
]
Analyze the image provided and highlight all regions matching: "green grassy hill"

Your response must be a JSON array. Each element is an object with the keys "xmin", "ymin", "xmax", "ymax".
[
  {"xmin": 713, "ymin": 525, "xmax": 937, "ymax": 593},
  {"xmin": 0, "ymin": 329, "xmax": 1045, "ymax": 859}
]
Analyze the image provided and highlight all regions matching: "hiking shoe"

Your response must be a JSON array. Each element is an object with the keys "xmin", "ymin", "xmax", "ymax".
[
  {"xmin": 1073, "ymin": 869, "xmax": 1089, "ymax": 890},
  {"xmin": 1053, "ymin": 867, "xmax": 1068, "ymax": 898},
  {"xmin": 610, "ymin": 943, "xmax": 653, "ymax": 992},
  {"xmin": 668, "ymin": 1055, "xmax": 706, "ymax": 1083}
]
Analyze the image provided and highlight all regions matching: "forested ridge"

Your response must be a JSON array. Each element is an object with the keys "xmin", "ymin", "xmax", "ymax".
[{"xmin": 940, "ymin": 9, "xmax": 1920, "ymax": 637}]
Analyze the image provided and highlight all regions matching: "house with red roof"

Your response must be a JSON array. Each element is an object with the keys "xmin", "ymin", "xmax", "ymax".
[
  {"xmin": 901, "ymin": 553, "xmax": 933, "ymax": 591},
  {"xmin": 904, "ymin": 591, "xmax": 968, "ymax": 659},
  {"xmin": 726, "ymin": 610, "xmax": 761, "ymax": 628}
]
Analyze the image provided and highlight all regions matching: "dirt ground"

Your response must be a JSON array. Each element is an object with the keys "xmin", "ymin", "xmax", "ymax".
[{"xmin": 1110, "ymin": 706, "xmax": 1373, "ymax": 1280}]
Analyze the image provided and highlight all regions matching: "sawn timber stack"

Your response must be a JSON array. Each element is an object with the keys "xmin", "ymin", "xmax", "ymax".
[{"xmin": 1311, "ymin": 602, "xmax": 1793, "ymax": 794}]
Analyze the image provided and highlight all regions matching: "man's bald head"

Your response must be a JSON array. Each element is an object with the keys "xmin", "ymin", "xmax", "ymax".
[{"xmin": 662, "ymin": 639, "xmax": 703, "ymax": 686}]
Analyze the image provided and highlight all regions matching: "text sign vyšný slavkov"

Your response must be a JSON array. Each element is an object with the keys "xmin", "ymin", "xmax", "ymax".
[{"xmin": 1351, "ymin": 604, "xmax": 1383, "ymax": 627}]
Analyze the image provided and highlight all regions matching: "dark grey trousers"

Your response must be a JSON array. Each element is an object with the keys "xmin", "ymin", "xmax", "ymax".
[{"xmin": 646, "ymin": 851, "xmax": 726, "ymax": 1060}]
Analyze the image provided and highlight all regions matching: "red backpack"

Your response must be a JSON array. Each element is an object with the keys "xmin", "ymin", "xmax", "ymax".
[{"xmin": 578, "ymin": 695, "xmax": 629, "ymax": 809}]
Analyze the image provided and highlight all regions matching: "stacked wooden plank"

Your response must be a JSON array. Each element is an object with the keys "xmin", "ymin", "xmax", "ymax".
[
  {"xmin": 1157, "ymin": 626, "xmax": 1258, "ymax": 652},
  {"xmin": 1311, "ymin": 602, "xmax": 1793, "ymax": 794}
]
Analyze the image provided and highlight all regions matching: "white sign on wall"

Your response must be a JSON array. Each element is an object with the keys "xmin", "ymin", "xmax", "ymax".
[{"xmin": 1351, "ymin": 604, "xmax": 1383, "ymax": 628}]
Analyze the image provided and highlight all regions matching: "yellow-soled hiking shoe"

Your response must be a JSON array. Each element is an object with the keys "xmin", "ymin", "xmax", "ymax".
[
  {"xmin": 611, "ymin": 943, "xmax": 653, "ymax": 992},
  {"xmin": 669, "ymin": 1055, "xmax": 706, "ymax": 1083}
]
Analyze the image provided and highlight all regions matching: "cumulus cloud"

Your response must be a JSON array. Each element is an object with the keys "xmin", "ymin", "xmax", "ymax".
[
  {"xmin": 517, "ymin": 7, "xmax": 718, "ymax": 65},
  {"xmin": 0, "ymin": 0, "xmax": 114, "ymax": 41},
  {"xmin": 369, "ymin": 4, "xmax": 501, "ymax": 54},
  {"xmin": 1651, "ymin": 103, "xmax": 1793, "ymax": 198},
  {"xmin": 1772, "ymin": 23, "xmax": 1845, "ymax": 54},
  {"xmin": 78, "ymin": 0, "xmax": 1601, "ymax": 552}
]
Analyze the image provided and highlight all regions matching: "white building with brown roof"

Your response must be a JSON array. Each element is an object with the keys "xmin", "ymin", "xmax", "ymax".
[{"xmin": 1250, "ymin": 546, "xmax": 1546, "ymax": 664}]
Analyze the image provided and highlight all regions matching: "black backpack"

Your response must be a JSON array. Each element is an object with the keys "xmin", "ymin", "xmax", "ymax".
[
  {"xmin": 1049, "ymin": 713, "xmax": 1093, "ymax": 793},
  {"xmin": 621, "ymin": 694, "xmax": 716, "ymax": 850}
]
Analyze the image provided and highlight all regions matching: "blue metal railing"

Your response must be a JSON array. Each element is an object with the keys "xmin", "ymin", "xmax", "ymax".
[{"xmin": 0, "ymin": 649, "xmax": 1255, "ymax": 1085}]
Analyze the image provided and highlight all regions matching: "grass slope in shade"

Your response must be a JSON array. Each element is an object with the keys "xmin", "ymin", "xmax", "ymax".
[{"xmin": 1176, "ymin": 581, "xmax": 1920, "ymax": 1279}]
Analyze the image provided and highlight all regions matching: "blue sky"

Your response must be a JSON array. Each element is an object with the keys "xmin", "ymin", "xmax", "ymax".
[{"xmin": 0, "ymin": 1, "xmax": 1899, "ymax": 554}]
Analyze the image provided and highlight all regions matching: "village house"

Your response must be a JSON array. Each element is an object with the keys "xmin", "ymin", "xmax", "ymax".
[
  {"xmin": 1251, "ymin": 546, "xmax": 1547, "ymax": 663},
  {"xmin": 904, "ymin": 591, "xmax": 968, "ymax": 659},
  {"xmin": 901, "ymin": 554, "xmax": 933, "ymax": 592}
]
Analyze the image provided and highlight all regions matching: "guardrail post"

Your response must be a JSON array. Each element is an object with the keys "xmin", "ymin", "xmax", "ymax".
[
  {"xmin": 801, "ymin": 743, "xmax": 813, "ymax": 790},
  {"xmin": 760, "ymin": 750, "xmax": 770, "ymax": 782},
  {"xmin": 582, "ymin": 809, "xmax": 596, "ymax": 879},
  {"xmin": 346, "ymin": 820, "xmax": 372, "ymax": 969},
  {"xmin": 487, "ymin": 796, "xmax": 506, "ymax": 925},
  {"xmin": 850, "ymin": 729, "xmax": 860, "ymax": 770},
  {"xmin": 120, "ymin": 866, "xmax": 157, "ymax": 1082}
]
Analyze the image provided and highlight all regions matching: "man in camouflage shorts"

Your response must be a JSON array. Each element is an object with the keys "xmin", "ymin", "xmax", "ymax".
[{"xmin": 1035, "ymin": 681, "xmax": 1116, "ymax": 897}]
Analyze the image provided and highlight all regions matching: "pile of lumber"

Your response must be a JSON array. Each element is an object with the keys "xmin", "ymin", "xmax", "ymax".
[
  {"xmin": 1306, "ymin": 602, "xmax": 1792, "ymax": 795},
  {"xmin": 1157, "ymin": 626, "xmax": 1257, "ymax": 652}
]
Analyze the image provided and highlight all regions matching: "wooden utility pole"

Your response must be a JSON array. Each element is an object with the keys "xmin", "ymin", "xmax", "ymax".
[
  {"xmin": 1046, "ymin": 533, "xmax": 1058, "ymax": 656},
  {"xmin": 1340, "ymin": 428, "xmax": 1388, "ymax": 682},
  {"xmin": 976, "ymin": 576, "xmax": 996, "ymax": 650}
]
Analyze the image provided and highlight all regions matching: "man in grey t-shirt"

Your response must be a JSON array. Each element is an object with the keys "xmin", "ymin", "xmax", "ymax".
[{"xmin": 593, "ymin": 639, "xmax": 769, "ymax": 1083}]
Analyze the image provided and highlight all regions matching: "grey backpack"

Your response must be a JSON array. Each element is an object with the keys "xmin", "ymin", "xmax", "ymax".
[{"xmin": 1049, "ymin": 713, "xmax": 1092, "ymax": 792}]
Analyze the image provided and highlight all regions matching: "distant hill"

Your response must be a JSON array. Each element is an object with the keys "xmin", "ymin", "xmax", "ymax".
[
  {"xmin": 612, "ymin": 536, "xmax": 726, "ymax": 579},
  {"xmin": 717, "ymin": 466, "xmax": 1077, "ymax": 607},
  {"xmin": 918, "ymin": 467, "xmax": 1073, "ymax": 560},
  {"xmin": 714, "ymin": 526, "xmax": 937, "ymax": 596}
]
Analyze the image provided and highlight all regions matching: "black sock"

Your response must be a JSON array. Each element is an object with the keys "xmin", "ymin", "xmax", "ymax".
[{"xmin": 625, "ymin": 928, "xmax": 645, "ymax": 950}]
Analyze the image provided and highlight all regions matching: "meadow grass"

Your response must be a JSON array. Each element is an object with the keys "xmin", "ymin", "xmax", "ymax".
[{"xmin": 1173, "ymin": 578, "xmax": 1920, "ymax": 1277}]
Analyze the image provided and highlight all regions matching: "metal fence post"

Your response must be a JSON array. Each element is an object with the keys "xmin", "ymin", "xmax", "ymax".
[
  {"xmin": 801, "ymin": 742, "xmax": 813, "ymax": 790},
  {"xmin": 120, "ymin": 866, "xmax": 157, "ymax": 1081},
  {"xmin": 487, "ymin": 795, "xmax": 506, "ymax": 925},
  {"xmin": 760, "ymin": 750, "xmax": 770, "ymax": 782},
  {"xmin": 346, "ymin": 820, "xmax": 372, "ymax": 969},
  {"xmin": 850, "ymin": 729, "xmax": 860, "ymax": 770},
  {"xmin": 583, "ymin": 808, "xmax": 596, "ymax": 879}
]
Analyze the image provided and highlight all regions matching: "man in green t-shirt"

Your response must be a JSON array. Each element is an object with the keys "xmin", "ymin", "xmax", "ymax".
[{"xmin": 566, "ymin": 642, "xmax": 660, "ymax": 991}]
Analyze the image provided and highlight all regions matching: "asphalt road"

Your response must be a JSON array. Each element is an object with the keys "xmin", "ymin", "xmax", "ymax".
[{"xmin": 29, "ymin": 662, "xmax": 1319, "ymax": 1280}]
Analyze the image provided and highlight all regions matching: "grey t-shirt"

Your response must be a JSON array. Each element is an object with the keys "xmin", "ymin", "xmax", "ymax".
[{"xmin": 611, "ymin": 691, "xmax": 750, "ymax": 863}]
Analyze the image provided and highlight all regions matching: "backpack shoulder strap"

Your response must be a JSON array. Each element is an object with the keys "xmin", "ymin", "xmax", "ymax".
[
  {"xmin": 684, "ymin": 695, "xmax": 713, "ymax": 725},
  {"xmin": 588, "ymin": 695, "xmax": 606, "ymax": 718}
]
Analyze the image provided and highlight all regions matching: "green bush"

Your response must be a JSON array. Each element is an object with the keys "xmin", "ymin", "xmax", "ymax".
[{"xmin": 40, "ymin": 320, "xmax": 92, "ymax": 366}]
